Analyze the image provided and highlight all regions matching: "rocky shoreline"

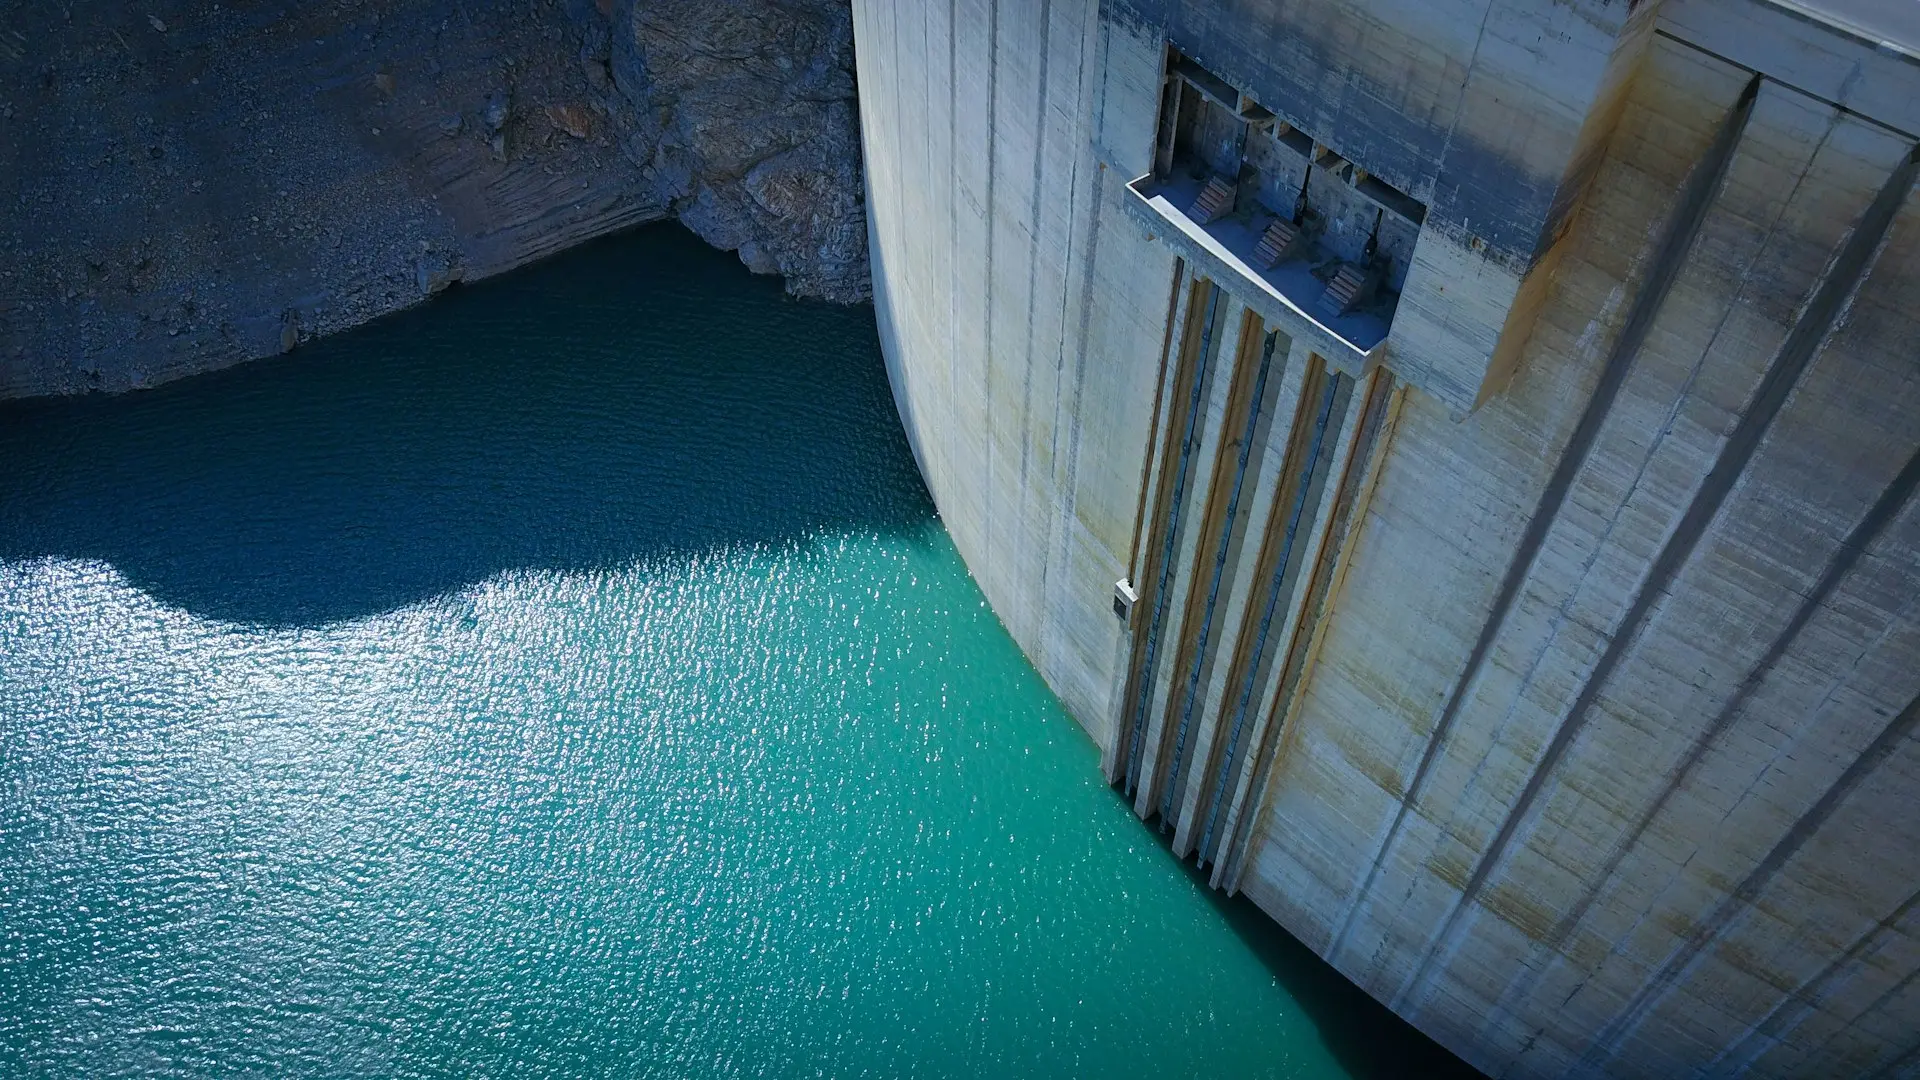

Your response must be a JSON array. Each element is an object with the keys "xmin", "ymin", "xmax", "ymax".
[{"xmin": 0, "ymin": 0, "xmax": 866, "ymax": 399}]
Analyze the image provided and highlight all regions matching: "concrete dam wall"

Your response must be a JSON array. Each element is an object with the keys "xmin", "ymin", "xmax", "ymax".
[{"xmin": 854, "ymin": 0, "xmax": 1920, "ymax": 1075}]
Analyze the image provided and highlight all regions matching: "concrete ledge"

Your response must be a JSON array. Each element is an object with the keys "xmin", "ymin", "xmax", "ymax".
[{"xmin": 1122, "ymin": 174, "xmax": 1384, "ymax": 376}]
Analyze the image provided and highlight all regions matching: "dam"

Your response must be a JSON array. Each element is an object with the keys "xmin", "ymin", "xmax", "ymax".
[
  {"xmin": 5, "ymin": 0, "xmax": 1919, "ymax": 1074},
  {"xmin": 854, "ymin": 0, "xmax": 1920, "ymax": 1075}
]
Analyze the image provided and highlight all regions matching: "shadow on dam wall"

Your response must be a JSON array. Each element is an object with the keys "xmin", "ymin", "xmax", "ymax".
[
  {"xmin": 1208, "ymin": 890, "xmax": 1485, "ymax": 1077},
  {"xmin": 0, "ymin": 224, "xmax": 931, "ymax": 628},
  {"xmin": 1116, "ymin": 800, "xmax": 1487, "ymax": 1078}
]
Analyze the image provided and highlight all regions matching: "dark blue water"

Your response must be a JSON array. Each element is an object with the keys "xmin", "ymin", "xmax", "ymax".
[{"xmin": 0, "ymin": 225, "xmax": 1476, "ymax": 1078}]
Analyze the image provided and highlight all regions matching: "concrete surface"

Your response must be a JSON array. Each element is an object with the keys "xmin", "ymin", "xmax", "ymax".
[{"xmin": 854, "ymin": 0, "xmax": 1920, "ymax": 1074}]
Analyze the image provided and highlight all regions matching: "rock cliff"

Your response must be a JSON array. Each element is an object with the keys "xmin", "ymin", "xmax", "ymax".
[{"xmin": 0, "ymin": 0, "xmax": 866, "ymax": 399}]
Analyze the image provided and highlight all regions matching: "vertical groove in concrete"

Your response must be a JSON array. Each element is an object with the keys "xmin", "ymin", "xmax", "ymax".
[
  {"xmin": 978, "ymin": 0, "xmax": 1001, "ymax": 591},
  {"xmin": 1161, "ymin": 326, "xmax": 1280, "ymax": 822},
  {"xmin": 1397, "ymin": 135, "xmax": 1920, "ymax": 1023},
  {"xmin": 1220, "ymin": 370, "xmax": 1394, "ymax": 894},
  {"xmin": 1220, "ymin": 370, "xmax": 1393, "ymax": 893},
  {"xmin": 1124, "ymin": 282, "xmax": 1224, "ymax": 794},
  {"xmin": 1194, "ymin": 357, "xmax": 1339, "ymax": 868},
  {"xmin": 943, "ymin": 0, "xmax": 959, "ymax": 493},
  {"xmin": 1205, "ymin": 362, "xmax": 1352, "ymax": 877},
  {"xmin": 1580, "ymin": 690, "xmax": 1920, "ymax": 1073},
  {"xmin": 1013, "ymin": 0, "xmax": 1055, "ymax": 659},
  {"xmin": 1327, "ymin": 74, "xmax": 1765, "ymax": 964},
  {"xmin": 1135, "ymin": 302, "xmax": 1248, "ymax": 816},
  {"xmin": 1059, "ymin": 18, "xmax": 1105, "ymax": 603},
  {"xmin": 1108, "ymin": 268, "xmax": 1199, "ymax": 781},
  {"xmin": 1126, "ymin": 259, "xmax": 1186, "ymax": 582},
  {"xmin": 1142, "ymin": 307, "xmax": 1260, "ymax": 816},
  {"xmin": 1049, "ymin": 16, "xmax": 1105, "ymax": 741},
  {"xmin": 1487, "ymin": 441, "xmax": 1920, "ymax": 1055}
]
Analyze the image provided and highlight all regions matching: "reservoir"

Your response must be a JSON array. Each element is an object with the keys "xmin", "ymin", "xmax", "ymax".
[{"xmin": 0, "ymin": 226, "xmax": 1475, "ymax": 1078}]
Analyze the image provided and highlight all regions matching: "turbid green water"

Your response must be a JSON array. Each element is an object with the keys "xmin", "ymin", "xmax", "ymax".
[{"xmin": 0, "ymin": 226, "xmax": 1477, "ymax": 1078}]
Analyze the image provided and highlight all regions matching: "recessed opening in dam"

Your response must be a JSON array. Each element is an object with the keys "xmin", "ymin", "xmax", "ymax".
[
  {"xmin": 1129, "ymin": 49, "xmax": 1424, "ymax": 358},
  {"xmin": 0, "ymin": 225, "xmax": 1478, "ymax": 1078}
]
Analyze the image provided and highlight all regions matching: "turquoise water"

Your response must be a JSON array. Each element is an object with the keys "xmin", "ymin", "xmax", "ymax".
[{"xmin": 0, "ymin": 226, "xmax": 1476, "ymax": 1078}]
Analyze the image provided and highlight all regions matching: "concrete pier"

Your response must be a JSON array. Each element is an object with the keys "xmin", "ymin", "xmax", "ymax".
[{"xmin": 852, "ymin": 0, "xmax": 1920, "ymax": 1074}]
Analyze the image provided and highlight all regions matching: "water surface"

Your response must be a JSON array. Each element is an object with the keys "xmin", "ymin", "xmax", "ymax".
[{"xmin": 0, "ymin": 226, "xmax": 1477, "ymax": 1078}]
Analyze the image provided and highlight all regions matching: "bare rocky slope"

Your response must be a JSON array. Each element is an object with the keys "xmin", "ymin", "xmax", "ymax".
[{"xmin": 0, "ymin": 0, "xmax": 865, "ymax": 398}]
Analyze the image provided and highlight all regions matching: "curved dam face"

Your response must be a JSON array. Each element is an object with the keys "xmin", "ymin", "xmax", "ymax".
[{"xmin": 853, "ymin": 0, "xmax": 1920, "ymax": 1075}]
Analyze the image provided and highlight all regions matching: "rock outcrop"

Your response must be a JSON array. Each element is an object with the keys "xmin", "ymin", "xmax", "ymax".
[
  {"xmin": 594, "ymin": 0, "xmax": 867, "ymax": 302},
  {"xmin": 0, "ymin": 0, "xmax": 866, "ymax": 399}
]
